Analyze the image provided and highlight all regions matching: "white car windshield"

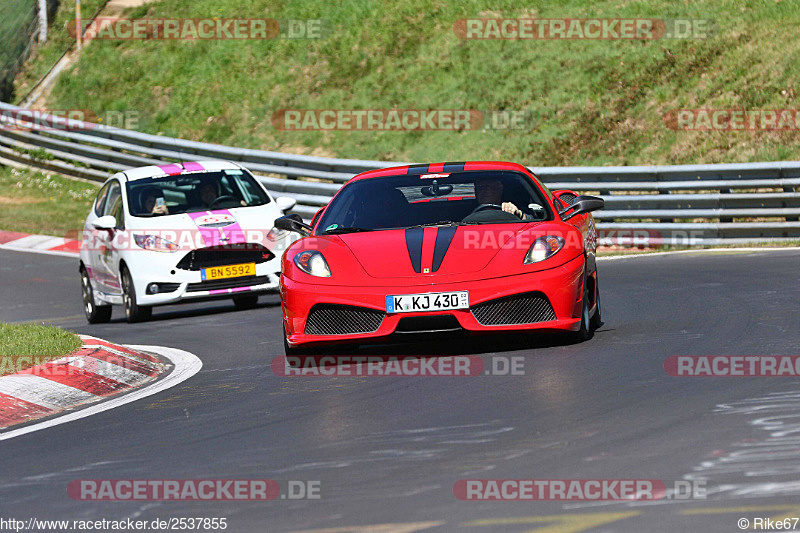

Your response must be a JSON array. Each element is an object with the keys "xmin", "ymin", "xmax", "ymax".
[{"xmin": 127, "ymin": 169, "xmax": 270, "ymax": 217}]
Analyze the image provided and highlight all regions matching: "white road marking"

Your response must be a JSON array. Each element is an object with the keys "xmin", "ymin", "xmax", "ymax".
[
  {"xmin": 0, "ymin": 345, "xmax": 202, "ymax": 441},
  {"xmin": 0, "ymin": 244, "xmax": 77, "ymax": 258}
]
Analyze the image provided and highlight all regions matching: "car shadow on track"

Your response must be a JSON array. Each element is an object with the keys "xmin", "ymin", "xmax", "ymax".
[
  {"xmin": 107, "ymin": 296, "xmax": 282, "ymax": 324},
  {"xmin": 309, "ymin": 325, "xmax": 607, "ymax": 359}
]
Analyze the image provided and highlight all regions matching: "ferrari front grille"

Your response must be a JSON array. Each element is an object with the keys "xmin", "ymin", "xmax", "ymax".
[
  {"xmin": 305, "ymin": 304, "xmax": 385, "ymax": 336},
  {"xmin": 176, "ymin": 244, "xmax": 274, "ymax": 271},
  {"xmin": 471, "ymin": 292, "xmax": 556, "ymax": 326}
]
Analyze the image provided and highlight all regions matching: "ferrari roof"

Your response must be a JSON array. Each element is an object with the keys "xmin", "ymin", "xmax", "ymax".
[{"xmin": 350, "ymin": 161, "xmax": 532, "ymax": 182}]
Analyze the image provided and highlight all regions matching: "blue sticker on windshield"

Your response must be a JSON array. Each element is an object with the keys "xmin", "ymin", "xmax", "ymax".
[{"xmin": 325, "ymin": 224, "xmax": 338, "ymax": 231}]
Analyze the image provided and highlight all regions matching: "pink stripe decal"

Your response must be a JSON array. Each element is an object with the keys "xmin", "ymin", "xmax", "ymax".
[
  {"xmin": 187, "ymin": 210, "xmax": 247, "ymax": 247},
  {"xmin": 158, "ymin": 164, "xmax": 183, "ymax": 176},
  {"xmin": 208, "ymin": 287, "xmax": 252, "ymax": 295},
  {"xmin": 181, "ymin": 161, "xmax": 205, "ymax": 172}
]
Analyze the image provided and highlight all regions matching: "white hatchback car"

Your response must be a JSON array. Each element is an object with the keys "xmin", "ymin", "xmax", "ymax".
[{"xmin": 80, "ymin": 161, "xmax": 299, "ymax": 323}]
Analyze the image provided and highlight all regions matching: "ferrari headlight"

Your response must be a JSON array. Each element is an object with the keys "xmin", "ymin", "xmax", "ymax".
[
  {"xmin": 524, "ymin": 236, "xmax": 564, "ymax": 264},
  {"xmin": 133, "ymin": 234, "xmax": 179, "ymax": 252},
  {"xmin": 294, "ymin": 250, "xmax": 331, "ymax": 277}
]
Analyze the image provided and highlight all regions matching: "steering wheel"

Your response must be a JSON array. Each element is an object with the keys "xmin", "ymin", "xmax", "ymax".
[
  {"xmin": 470, "ymin": 203, "xmax": 503, "ymax": 214},
  {"xmin": 207, "ymin": 195, "xmax": 237, "ymax": 209}
]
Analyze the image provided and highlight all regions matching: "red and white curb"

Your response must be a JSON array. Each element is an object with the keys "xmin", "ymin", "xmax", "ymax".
[
  {"xmin": 0, "ymin": 335, "xmax": 202, "ymax": 440},
  {"xmin": 0, "ymin": 230, "xmax": 79, "ymax": 257}
]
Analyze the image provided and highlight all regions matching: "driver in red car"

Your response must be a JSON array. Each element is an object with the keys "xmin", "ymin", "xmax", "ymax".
[{"xmin": 472, "ymin": 176, "xmax": 536, "ymax": 220}]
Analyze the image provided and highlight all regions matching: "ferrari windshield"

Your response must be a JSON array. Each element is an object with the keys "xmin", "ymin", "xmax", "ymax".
[
  {"xmin": 316, "ymin": 170, "xmax": 552, "ymax": 234},
  {"xmin": 127, "ymin": 169, "xmax": 270, "ymax": 217}
]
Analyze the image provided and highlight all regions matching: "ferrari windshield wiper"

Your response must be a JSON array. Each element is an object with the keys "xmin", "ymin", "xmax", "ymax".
[{"xmin": 321, "ymin": 226, "xmax": 371, "ymax": 235}]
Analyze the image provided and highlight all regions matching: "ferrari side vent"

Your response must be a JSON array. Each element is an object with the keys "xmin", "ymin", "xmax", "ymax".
[
  {"xmin": 305, "ymin": 304, "xmax": 385, "ymax": 335},
  {"xmin": 471, "ymin": 292, "xmax": 556, "ymax": 326}
]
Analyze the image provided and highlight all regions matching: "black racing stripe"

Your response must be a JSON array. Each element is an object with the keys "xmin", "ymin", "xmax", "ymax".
[
  {"xmin": 406, "ymin": 164, "xmax": 430, "ymax": 175},
  {"xmin": 442, "ymin": 162, "xmax": 466, "ymax": 172},
  {"xmin": 405, "ymin": 227, "xmax": 424, "ymax": 273},
  {"xmin": 431, "ymin": 226, "xmax": 458, "ymax": 272}
]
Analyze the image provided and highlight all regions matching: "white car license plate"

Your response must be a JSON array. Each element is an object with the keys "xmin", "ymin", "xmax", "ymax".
[{"xmin": 386, "ymin": 291, "xmax": 469, "ymax": 313}]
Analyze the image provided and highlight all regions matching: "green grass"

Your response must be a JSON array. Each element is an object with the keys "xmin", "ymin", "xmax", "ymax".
[
  {"xmin": 22, "ymin": 0, "xmax": 800, "ymax": 166},
  {"xmin": 0, "ymin": 164, "xmax": 99, "ymax": 237},
  {"xmin": 0, "ymin": 322, "xmax": 82, "ymax": 376}
]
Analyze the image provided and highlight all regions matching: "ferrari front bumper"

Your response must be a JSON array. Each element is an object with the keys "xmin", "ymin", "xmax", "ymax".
[{"xmin": 282, "ymin": 254, "xmax": 586, "ymax": 348}]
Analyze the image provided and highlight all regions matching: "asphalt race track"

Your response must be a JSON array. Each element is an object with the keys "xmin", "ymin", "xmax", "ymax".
[{"xmin": 1, "ymin": 247, "xmax": 800, "ymax": 532}]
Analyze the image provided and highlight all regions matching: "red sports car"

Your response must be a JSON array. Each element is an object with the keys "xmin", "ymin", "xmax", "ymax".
[{"xmin": 276, "ymin": 161, "xmax": 604, "ymax": 354}]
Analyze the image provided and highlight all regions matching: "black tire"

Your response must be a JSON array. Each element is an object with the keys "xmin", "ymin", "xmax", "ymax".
[
  {"xmin": 569, "ymin": 270, "xmax": 593, "ymax": 343},
  {"xmin": 121, "ymin": 267, "xmax": 151, "ymax": 323},
  {"xmin": 81, "ymin": 267, "xmax": 111, "ymax": 324},
  {"xmin": 233, "ymin": 294, "xmax": 259, "ymax": 310},
  {"xmin": 590, "ymin": 273, "xmax": 602, "ymax": 330}
]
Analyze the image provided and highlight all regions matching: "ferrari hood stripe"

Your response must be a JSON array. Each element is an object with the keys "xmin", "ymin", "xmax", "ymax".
[
  {"xmin": 431, "ymin": 226, "xmax": 457, "ymax": 272},
  {"xmin": 405, "ymin": 228, "xmax": 424, "ymax": 273}
]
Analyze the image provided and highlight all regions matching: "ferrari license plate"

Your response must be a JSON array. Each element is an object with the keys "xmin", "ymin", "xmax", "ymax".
[
  {"xmin": 201, "ymin": 262, "xmax": 255, "ymax": 281},
  {"xmin": 386, "ymin": 291, "xmax": 469, "ymax": 313}
]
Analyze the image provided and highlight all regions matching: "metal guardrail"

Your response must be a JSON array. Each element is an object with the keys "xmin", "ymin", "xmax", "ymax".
[{"xmin": 1, "ymin": 101, "xmax": 799, "ymax": 246}]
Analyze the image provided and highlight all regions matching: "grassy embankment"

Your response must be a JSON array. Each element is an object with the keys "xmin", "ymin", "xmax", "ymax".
[
  {"xmin": 0, "ymin": 323, "xmax": 82, "ymax": 376},
  {"xmin": 20, "ymin": 0, "xmax": 800, "ymax": 165}
]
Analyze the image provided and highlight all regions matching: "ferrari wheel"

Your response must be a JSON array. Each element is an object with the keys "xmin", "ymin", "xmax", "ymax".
[
  {"xmin": 81, "ymin": 267, "xmax": 111, "ymax": 324},
  {"xmin": 122, "ymin": 267, "xmax": 152, "ymax": 323}
]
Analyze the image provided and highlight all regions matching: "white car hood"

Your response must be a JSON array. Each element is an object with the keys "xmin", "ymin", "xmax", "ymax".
[{"xmin": 125, "ymin": 205, "xmax": 281, "ymax": 251}]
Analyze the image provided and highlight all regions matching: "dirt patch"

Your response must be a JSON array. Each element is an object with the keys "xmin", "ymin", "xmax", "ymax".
[
  {"xmin": 0, "ymin": 195, "xmax": 43, "ymax": 205},
  {"xmin": 104, "ymin": 0, "xmax": 162, "ymax": 16}
]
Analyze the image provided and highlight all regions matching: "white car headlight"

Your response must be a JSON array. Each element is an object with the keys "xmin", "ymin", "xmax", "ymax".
[
  {"xmin": 294, "ymin": 250, "xmax": 331, "ymax": 277},
  {"xmin": 133, "ymin": 234, "xmax": 179, "ymax": 252},
  {"xmin": 524, "ymin": 236, "xmax": 564, "ymax": 264}
]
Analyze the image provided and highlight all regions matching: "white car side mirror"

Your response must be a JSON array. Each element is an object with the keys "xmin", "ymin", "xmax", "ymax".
[
  {"xmin": 276, "ymin": 196, "xmax": 297, "ymax": 212},
  {"xmin": 92, "ymin": 215, "xmax": 117, "ymax": 230}
]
